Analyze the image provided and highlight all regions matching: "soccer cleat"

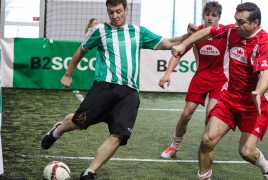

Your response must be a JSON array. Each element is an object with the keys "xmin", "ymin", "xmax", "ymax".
[
  {"xmin": 41, "ymin": 122, "xmax": 62, "ymax": 149},
  {"xmin": 263, "ymin": 172, "xmax": 268, "ymax": 180},
  {"xmin": 80, "ymin": 172, "xmax": 97, "ymax": 180},
  {"xmin": 161, "ymin": 146, "xmax": 177, "ymax": 158}
]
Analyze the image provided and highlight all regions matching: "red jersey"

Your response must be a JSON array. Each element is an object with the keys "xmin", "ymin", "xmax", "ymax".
[
  {"xmin": 210, "ymin": 24, "xmax": 268, "ymax": 102},
  {"xmin": 184, "ymin": 24, "xmax": 229, "ymax": 82}
]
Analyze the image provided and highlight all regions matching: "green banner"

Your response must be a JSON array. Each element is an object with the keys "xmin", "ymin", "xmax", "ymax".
[{"xmin": 13, "ymin": 38, "xmax": 97, "ymax": 90}]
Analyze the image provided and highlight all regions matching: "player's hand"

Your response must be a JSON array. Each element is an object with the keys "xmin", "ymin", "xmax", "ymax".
[
  {"xmin": 171, "ymin": 44, "xmax": 186, "ymax": 58},
  {"xmin": 61, "ymin": 74, "xmax": 72, "ymax": 88},
  {"xmin": 158, "ymin": 74, "xmax": 171, "ymax": 89},
  {"xmin": 251, "ymin": 90, "xmax": 261, "ymax": 115},
  {"xmin": 187, "ymin": 23, "xmax": 197, "ymax": 35}
]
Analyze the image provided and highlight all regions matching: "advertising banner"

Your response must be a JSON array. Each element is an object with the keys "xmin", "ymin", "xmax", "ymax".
[
  {"xmin": 0, "ymin": 38, "xmax": 195, "ymax": 92},
  {"xmin": 140, "ymin": 49, "xmax": 195, "ymax": 92},
  {"xmin": 2, "ymin": 38, "xmax": 97, "ymax": 90}
]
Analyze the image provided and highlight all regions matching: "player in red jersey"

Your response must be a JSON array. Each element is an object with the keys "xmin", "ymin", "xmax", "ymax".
[
  {"xmin": 172, "ymin": 2, "xmax": 268, "ymax": 180},
  {"xmin": 159, "ymin": 1, "xmax": 229, "ymax": 159}
]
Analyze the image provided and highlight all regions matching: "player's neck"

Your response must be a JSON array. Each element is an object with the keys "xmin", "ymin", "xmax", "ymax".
[{"xmin": 247, "ymin": 26, "xmax": 261, "ymax": 38}]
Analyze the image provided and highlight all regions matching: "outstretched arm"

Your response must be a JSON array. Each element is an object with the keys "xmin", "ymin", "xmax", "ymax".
[
  {"xmin": 252, "ymin": 70, "xmax": 268, "ymax": 114},
  {"xmin": 171, "ymin": 27, "xmax": 212, "ymax": 58},
  {"xmin": 155, "ymin": 23, "xmax": 197, "ymax": 50},
  {"xmin": 61, "ymin": 46, "xmax": 88, "ymax": 88},
  {"xmin": 158, "ymin": 56, "xmax": 181, "ymax": 89}
]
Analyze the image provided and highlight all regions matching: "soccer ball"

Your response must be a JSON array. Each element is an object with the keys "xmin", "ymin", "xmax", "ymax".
[{"xmin": 43, "ymin": 161, "xmax": 71, "ymax": 180}]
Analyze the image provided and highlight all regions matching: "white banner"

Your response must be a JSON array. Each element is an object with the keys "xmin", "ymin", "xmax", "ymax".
[
  {"xmin": 140, "ymin": 49, "xmax": 195, "ymax": 92},
  {"xmin": 0, "ymin": 38, "xmax": 196, "ymax": 92}
]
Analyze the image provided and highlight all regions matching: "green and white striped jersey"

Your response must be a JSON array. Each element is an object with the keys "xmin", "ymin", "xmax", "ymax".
[{"xmin": 82, "ymin": 22, "xmax": 163, "ymax": 91}]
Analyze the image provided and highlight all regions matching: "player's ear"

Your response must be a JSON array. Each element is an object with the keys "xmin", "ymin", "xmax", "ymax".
[
  {"xmin": 253, "ymin": 19, "xmax": 259, "ymax": 27},
  {"xmin": 125, "ymin": 7, "xmax": 129, "ymax": 15}
]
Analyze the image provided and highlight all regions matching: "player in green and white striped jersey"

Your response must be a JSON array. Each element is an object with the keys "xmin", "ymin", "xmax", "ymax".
[
  {"xmin": 41, "ymin": 0, "xmax": 197, "ymax": 179},
  {"xmin": 82, "ymin": 23, "xmax": 162, "ymax": 91}
]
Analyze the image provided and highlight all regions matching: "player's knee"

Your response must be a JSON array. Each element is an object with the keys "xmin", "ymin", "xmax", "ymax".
[
  {"xmin": 239, "ymin": 146, "xmax": 255, "ymax": 161},
  {"xmin": 64, "ymin": 114, "xmax": 79, "ymax": 129},
  {"xmin": 64, "ymin": 114, "xmax": 74, "ymax": 122},
  {"xmin": 180, "ymin": 111, "xmax": 193, "ymax": 121},
  {"xmin": 110, "ymin": 134, "xmax": 125, "ymax": 145},
  {"xmin": 200, "ymin": 134, "xmax": 215, "ymax": 152}
]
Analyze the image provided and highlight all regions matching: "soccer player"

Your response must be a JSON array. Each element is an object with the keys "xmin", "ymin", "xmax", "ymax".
[
  {"xmin": 159, "ymin": 1, "xmax": 229, "ymax": 159},
  {"xmin": 41, "ymin": 0, "xmax": 195, "ymax": 179},
  {"xmin": 172, "ymin": 2, "xmax": 268, "ymax": 180}
]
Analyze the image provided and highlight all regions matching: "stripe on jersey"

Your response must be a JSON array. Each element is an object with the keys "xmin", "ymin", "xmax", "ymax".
[
  {"xmin": 111, "ymin": 26, "xmax": 122, "ymax": 84},
  {"xmin": 223, "ymin": 29, "xmax": 231, "ymax": 86},
  {"xmin": 106, "ymin": 25, "xmax": 116, "ymax": 82},
  {"xmin": 99, "ymin": 25, "xmax": 111, "ymax": 82},
  {"xmin": 133, "ymin": 25, "xmax": 140, "ymax": 89},
  {"xmin": 123, "ymin": 25, "xmax": 133, "ymax": 88}
]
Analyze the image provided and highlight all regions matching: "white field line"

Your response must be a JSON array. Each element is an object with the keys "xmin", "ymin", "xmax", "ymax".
[
  {"xmin": 72, "ymin": 90, "xmax": 206, "ymax": 112},
  {"xmin": 22, "ymin": 155, "xmax": 248, "ymax": 164}
]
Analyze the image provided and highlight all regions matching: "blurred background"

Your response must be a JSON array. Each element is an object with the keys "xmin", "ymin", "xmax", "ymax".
[{"xmin": 1, "ymin": 0, "xmax": 268, "ymax": 41}]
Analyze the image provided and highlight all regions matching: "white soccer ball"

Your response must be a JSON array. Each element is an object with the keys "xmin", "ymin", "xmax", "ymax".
[{"xmin": 43, "ymin": 161, "xmax": 71, "ymax": 180}]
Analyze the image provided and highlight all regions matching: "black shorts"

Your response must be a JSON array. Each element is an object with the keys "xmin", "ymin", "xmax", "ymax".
[{"xmin": 72, "ymin": 81, "xmax": 140, "ymax": 146}]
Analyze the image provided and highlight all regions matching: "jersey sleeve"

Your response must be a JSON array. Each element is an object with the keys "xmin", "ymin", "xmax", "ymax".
[
  {"xmin": 139, "ymin": 26, "xmax": 163, "ymax": 49},
  {"xmin": 210, "ymin": 24, "xmax": 234, "ymax": 39},
  {"xmin": 254, "ymin": 38, "xmax": 268, "ymax": 72},
  {"xmin": 81, "ymin": 24, "xmax": 102, "ymax": 51}
]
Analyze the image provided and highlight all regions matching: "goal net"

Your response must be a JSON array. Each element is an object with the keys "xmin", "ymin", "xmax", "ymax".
[{"xmin": 44, "ymin": 0, "xmax": 141, "ymax": 41}]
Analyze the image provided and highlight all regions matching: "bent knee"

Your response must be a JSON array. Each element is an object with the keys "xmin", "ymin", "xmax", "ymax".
[
  {"xmin": 64, "ymin": 114, "xmax": 80, "ymax": 129},
  {"xmin": 64, "ymin": 114, "xmax": 74, "ymax": 122},
  {"xmin": 200, "ymin": 134, "xmax": 216, "ymax": 150},
  {"xmin": 239, "ymin": 146, "xmax": 255, "ymax": 160}
]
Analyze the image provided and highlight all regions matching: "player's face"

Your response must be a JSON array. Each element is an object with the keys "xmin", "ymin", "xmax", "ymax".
[
  {"xmin": 234, "ymin": 11, "xmax": 259, "ymax": 38},
  {"xmin": 107, "ymin": 4, "xmax": 128, "ymax": 27},
  {"xmin": 203, "ymin": 11, "xmax": 220, "ymax": 28}
]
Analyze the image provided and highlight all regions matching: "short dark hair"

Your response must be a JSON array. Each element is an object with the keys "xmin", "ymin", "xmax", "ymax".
[
  {"xmin": 203, "ymin": 1, "xmax": 222, "ymax": 16},
  {"xmin": 106, "ymin": 0, "xmax": 127, "ymax": 9},
  {"xmin": 236, "ymin": 2, "xmax": 261, "ymax": 25}
]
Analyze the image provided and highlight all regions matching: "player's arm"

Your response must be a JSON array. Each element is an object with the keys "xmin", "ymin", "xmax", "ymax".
[
  {"xmin": 155, "ymin": 33, "xmax": 190, "ymax": 50},
  {"xmin": 158, "ymin": 56, "xmax": 182, "ymax": 89},
  {"xmin": 252, "ymin": 70, "xmax": 268, "ymax": 114},
  {"xmin": 61, "ymin": 46, "xmax": 88, "ymax": 88},
  {"xmin": 155, "ymin": 23, "xmax": 197, "ymax": 50},
  {"xmin": 171, "ymin": 27, "xmax": 212, "ymax": 58}
]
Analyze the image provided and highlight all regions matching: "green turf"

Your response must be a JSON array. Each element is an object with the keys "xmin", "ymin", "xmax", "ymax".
[{"xmin": 1, "ymin": 88, "xmax": 268, "ymax": 179}]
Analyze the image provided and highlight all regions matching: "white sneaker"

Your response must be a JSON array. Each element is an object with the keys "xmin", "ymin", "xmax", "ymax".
[{"xmin": 161, "ymin": 146, "xmax": 177, "ymax": 158}]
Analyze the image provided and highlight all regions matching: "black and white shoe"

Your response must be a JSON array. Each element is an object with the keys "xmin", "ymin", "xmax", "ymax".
[
  {"xmin": 80, "ymin": 172, "xmax": 97, "ymax": 180},
  {"xmin": 41, "ymin": 122, "xmax": 62, "ymax": 149},
  {"xmin": 263, "ymin": 172, "xmax": 268, "ymax": 180}
]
